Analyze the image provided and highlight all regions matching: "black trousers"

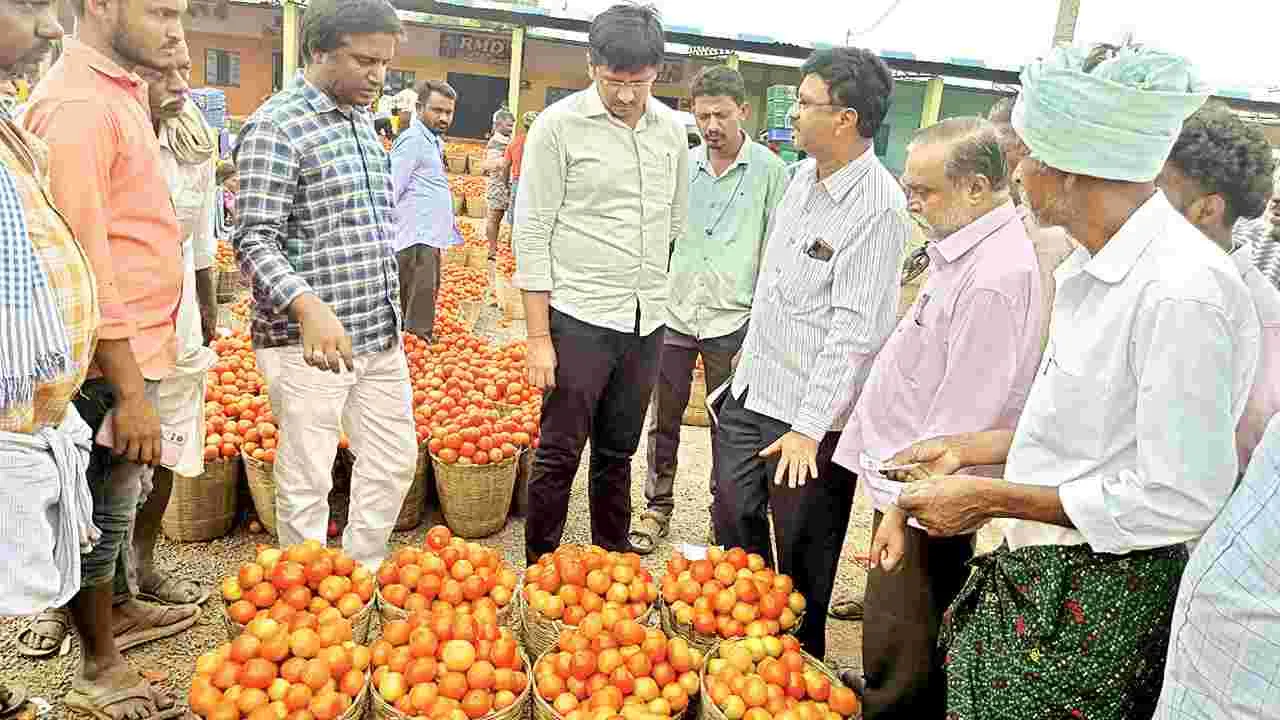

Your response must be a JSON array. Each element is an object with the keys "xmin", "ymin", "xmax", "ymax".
[
  {"xmin": 643, "ymin": 325, "xmax": 745, "ymax": 519},
  {"xmin": 525, "ymin": 308, "xmax": 664, "ymax": 562},
  {"xmin": 861, "ymin": 511, "xmax": 974, "ymax": 719},
  {"xmin": 711, "ymin": 388, "xmax": 856, "ymax": 659},
  {"xmin": 397, "ymin": 245, "xmax": 441, "ymax": 339}
]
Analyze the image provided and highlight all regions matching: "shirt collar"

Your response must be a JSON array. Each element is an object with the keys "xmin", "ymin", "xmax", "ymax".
[
  {"xmin": 64, "ymin": 38, "xmax": 144, "ymax": 87},
  {"xmin": 928, "ymin": 201, "xmax": 1020, "ymax": 265},
  {"xmin": 412, "ymin": 116, "xmax": 441, "ymax": 145},
  {"xmin": 1080, "ymin": 190, "xmax": 1169, "ymax": 284},
  {"xmin": 804, "ymin": 145, "xmax": 876, "ymax": 204},
  {"xmin": 695, "ymin": 130, "xmax": 752, "ymax": 175}
]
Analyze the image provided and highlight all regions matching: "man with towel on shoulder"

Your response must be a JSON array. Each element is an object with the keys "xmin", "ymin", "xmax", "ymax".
[{"xmin": 888, "ymin": 44, "xmax": 1260, "ymax": 719}]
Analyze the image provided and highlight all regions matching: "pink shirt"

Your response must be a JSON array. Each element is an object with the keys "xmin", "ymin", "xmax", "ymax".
[
  {"xmin": 1235, "ymin": 247, "xmax": 1280, "ymax": 469},
  {"xmin": 834, "ymin": 202, "xmax": 1045, "ymax": 477},
  {"xmin": 22, "ymin": 40, "xmax": 182, "ymax": 380}
]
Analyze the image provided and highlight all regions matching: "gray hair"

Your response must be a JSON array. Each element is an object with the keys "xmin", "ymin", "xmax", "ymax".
[
  {"xmin": 910, "ymin": 117, "xmax": 1008, "ymax": 192},
  {"xmin": 493, "ymin": 108, "xmax": 515, "ymax": 125}
]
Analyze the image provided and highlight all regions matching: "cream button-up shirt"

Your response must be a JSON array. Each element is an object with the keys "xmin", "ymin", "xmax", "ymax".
[
  {"xmin": 1003, "ymin": 192, "xmax": 1260, "ymax": 554},
  {"xmin": 512, "ymin": 86, "xmax": 689, "ymax": 336}
]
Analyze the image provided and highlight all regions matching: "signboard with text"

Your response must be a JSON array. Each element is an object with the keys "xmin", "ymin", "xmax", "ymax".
[{"xmin": 439, "ymin": 32, "xmax": 512, "ymax": 65}]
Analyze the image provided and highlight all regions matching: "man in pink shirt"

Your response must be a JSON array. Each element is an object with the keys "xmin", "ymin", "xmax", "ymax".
[
  {"xmin": 832, "ymin": 117, "xmax": 1045, "ymax": 717},
  {"xmin": 1156, "ymin": 104, "xmax": 1280, "ymax": 472},
  {"xmin": 18, "ymin": 0, "xmax": 193, "ymax": 717}
]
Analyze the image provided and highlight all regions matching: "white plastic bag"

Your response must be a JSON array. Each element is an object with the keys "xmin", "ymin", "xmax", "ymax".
[{"xmin": 156, "ymin": 346, "xmax": 216, "ymax": 477}]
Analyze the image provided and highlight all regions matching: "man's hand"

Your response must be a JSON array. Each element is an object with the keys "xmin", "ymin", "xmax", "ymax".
[
  {"xmin": 526, "ymin": 336, "xmax": 557, "ymax": 391},
  {"xmin": 895, "ymin": 474, "xmax": 992, "ymax": 537},
  {"xmin": 885, "ymin": 437, "xmax": 966, "ymax": 484},
  {"xmin": 759, "ymin": 431, "xmax": 818, "ymax": 488},
  {"xmin": 113, "ymin": 390, "xmax": 162, "ymax": 466},
  {"xmin": 293, "ymin": 294, "xmax": 353, "ymax": 373},
  {"xmin": 870, "ymin": 507, "xmax": 909, "ymax": 572}
]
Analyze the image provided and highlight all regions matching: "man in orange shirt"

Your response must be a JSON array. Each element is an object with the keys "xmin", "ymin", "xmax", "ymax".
[{"xmin": 18, "ymin": 0, "xmax": 196, "ymax": 717}]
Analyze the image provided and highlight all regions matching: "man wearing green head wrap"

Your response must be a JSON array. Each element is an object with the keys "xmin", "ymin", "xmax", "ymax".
[{"xmin": 883, "ymin": 45, "xmax": 1262, "ymax": 719}]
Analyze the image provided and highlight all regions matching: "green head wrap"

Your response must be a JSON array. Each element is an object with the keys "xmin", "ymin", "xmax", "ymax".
[{"xmin": 1013, "ymin": 45, "xmax": 1211, "ymax": 182}]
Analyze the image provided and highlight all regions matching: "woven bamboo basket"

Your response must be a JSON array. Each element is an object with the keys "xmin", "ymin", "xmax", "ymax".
[
  {"xmin": 397, "ymin": 443, "xmax": 434, "ymax": 532},
  {"xmin": 444, "ymin": 245, "xmax": 470, "ymax": 268},
  {"xmin": 532, "ymin": 649, "xmax": 688, "ymax": 720},
  {"xmin": 682, "ymin": 368, "xmax": 710, "ymax": 427},
  {"xmin": 698, "ymin": 644, "xmax": 854, "ymax": 720},
  {"xmin": 468, "ymin": 153, "xmax": 486, "ymax": 176},
  {"xmin": 431, "ymin": 452, "xmax": 518, "ymax": 538},
  {"xmin": 466, "ymin": 245, "xmax": 490, "ymax": 271},
  {"xmin": 371, "ymin": 648, "xmax": 532, "ymax": 720},
  {"xmin": 243, "ymin": 450, "xmax": 277, "ymax": 535},
  {"xmin": 216, "ymin": 268, "xmax": 245, "ymax": 304},
  {"xmin": 459, "ymin": 299, "xmax": 483, "ymax": 331},
  {"xmin": 466, "ymin": 193, "xmax": 486, "ymax": 219},
  {"xmin": 222, "ymin": 594, "xmax": 376, "ymax": 644},
  {"xmin": 161, "ymin": 458, "xmax": 240, "ymax": 542},
  {"xmin": 496, "ymin": 278, "xmax": 525, "ymax": 320},
  {"xmin": 446, "ymin": 154, "xmax": 468, "ymax": 174},
  {"xmin": 395, "ymin": 445, "xmax": 429, "ymax": 531},
  {"xmin": 658, "ymin": 597, "xmax": 805, "ymax": 656},
  {"xmin": 452, "ymin": 192, "xmax": 465, "ymax": 215}
]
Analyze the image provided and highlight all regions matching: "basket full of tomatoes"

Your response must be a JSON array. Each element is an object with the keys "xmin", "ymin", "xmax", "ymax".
[
  {"xmin": 658, "ymin": 548, "xmax": 806, "ymax": 655},
  {"xmin": 189, "ymin": 613, "xmax": 371, "ymax": 720},
  {"xmin": 530, "ymin": 612, "xmax": 704, "ymax": 720},
  {"xmin": 373, "ymin": 525, "xmax": 519, "ymax": 628},
  {"xmin": 520, "ymin": 546, "xmax": 658, "ymax": 660},
  {"xmin": 699, "ymin": 637, "xmax": 861, "ymax": 720},
  {"xmin": 221, "ymin": 541, "xmax": 379, "ymax": 645},
  {"xmin": 367, "ymin": 612, "xmax": 532, "ymax": 720}
]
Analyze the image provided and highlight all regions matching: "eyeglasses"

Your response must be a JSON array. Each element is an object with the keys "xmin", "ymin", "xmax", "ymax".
[{"xmin": 597, "ymin": 77, "xmax": 657, "ymax": 92}]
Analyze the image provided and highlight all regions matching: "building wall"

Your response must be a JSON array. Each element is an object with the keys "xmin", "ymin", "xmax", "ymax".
[{"xmin": 186, "ymin": 29, "xmax": 278, "ymax": 118}]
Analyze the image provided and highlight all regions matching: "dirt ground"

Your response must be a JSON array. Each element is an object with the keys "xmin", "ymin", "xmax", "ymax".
[{"xmin": 0, "ymin": 221, "xmax": 1002, "ymax": 716}]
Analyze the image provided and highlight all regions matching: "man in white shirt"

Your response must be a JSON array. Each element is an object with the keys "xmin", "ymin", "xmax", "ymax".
[
  {"xmin": 512, "ymin": 4, "xmax": 689, "ymax": 563},
  {"xmin": 892, "ymin": 45, "xmax": 1260, "ymax": 718},
  {"xmin": 712, "ymin": 47, "xmax": 908, "ymax": 659}
]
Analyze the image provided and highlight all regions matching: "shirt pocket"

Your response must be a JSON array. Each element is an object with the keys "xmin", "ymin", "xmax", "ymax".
[
  {"xmin": 642, "ymin": 145, "xmax": 676, "ymax": 207},
  {"xmin": 893, "ymin": 317, "xmax": 945, "ymax": 389},
  {"xmin": 774, "ymin": 250, "xmax": 832, "ymax": 313},
  {"xmin": 1024, "ymin": 348, "xmax": 1109, "ymax": 461}
]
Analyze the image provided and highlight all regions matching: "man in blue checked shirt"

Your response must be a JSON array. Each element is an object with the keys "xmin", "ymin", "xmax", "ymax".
[
  {"xmin": 232, "ymin": 0, "xmax": 416, "ymax": 571},
  {"xmin": 391, "ymin": 79, "xmax": 463, "ymax": 341}
]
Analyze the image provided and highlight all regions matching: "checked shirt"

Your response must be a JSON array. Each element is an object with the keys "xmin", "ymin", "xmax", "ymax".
[{"xmin": 233, "ymin": 74, "xmax": 401, "ymax": 356}]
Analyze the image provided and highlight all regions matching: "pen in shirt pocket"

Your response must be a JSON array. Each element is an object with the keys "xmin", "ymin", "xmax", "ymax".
[{"xmin": 914, "ymin": 293, "xmax": 931, "ymax": 326}]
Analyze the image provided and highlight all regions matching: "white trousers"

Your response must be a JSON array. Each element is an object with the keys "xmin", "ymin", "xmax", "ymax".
[{"xmin": 256, "ymin": 345, "xmax": 417, "ymax": 569}]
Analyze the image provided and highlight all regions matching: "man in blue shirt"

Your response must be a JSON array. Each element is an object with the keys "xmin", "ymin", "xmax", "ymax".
[{"xmin": 391, "ymin": 79, "xmax": 463, "ymax": 340}]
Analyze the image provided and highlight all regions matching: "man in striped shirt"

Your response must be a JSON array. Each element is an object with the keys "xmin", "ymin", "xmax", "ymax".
[
  {"xmin": 233, "ymin": 0, "xmax": 416, "ymax": 570},
  {"xmin": 712, "ymin": 47, "xmax": 910, "ymax": 659}
]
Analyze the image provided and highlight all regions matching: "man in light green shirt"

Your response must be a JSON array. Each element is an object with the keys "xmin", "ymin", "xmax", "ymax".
[{"xmin": 631, "ymin": 66, "xmax": 789, "ymax": 554}]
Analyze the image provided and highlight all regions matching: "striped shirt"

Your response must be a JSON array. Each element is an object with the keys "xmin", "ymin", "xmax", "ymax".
[
  {"xmin": 233, "ymin": 74, "xmax": 401, "ymax": 356},
  {"xmin": 731, "ymin": 148, "xmax": 910, "ymax": 441}
]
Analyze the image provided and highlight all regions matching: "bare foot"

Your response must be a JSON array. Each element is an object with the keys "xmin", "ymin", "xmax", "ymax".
[{"xmin": 68, "ymin": 662, "xmax": 176, "ymax": 720}]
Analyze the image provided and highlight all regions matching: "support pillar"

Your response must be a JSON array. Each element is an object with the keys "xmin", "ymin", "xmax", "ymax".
[
  {"xmin": 282, "ymin": 0, "xmax": 301, "ymax": 85},
  {"xmin": 920, "ymin": 76, "xmax": 944, "ymax": 128},
  {"xmin": 508, "ymin": 26, "xmax": 526, "ymax": 116}
]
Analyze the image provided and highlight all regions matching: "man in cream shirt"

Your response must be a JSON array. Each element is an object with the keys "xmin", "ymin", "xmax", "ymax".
[{"xmin": 513, "ymin": 3, "xmax": 689, "ymax": 563}]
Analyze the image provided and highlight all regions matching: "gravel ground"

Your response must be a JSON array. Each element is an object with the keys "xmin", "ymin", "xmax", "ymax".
[{"xmin": 0, "ymin": 237, "xmax": 1002, "ymax": 717}]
